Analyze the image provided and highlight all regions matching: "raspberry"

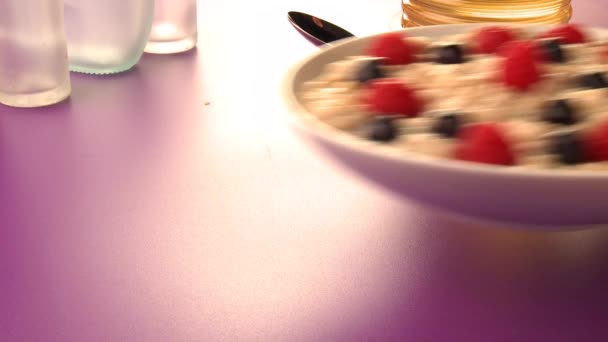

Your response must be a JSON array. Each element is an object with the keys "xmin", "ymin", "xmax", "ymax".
[
  {"xmin": 366, "ymin": 31, "xmax": 416, "ymax": 65},
  {"xmin": 497, "ymin": 40, "xmax": 537, "ymax": 57},
  {"xmin": 540, "ymin": 24, "xmax": 587, "ymax": 44},
  {"xmin": 455, "ymin": 123, "xmax": 515, "ymax": 165},
  {"xmin": 473, "ymin": 26, "xmax": 515, "ymax": 54},
  {"xmin": 583, "ymin": 121, "xmax": 608, "ymax": 162},
  {"xmin": 600, "ymin": 45, "xmax": 608, "ymax": 64},
  {"xmin": 364, "ymin": 78, "xmax": 424, "ymax": 117},
  {"xmin": 499, "ymin": 40, "xmax": 555, "ymax": 63},
  {"xmin": 501, "ymin": 41, "xmax": 542, "ymax": 91}
]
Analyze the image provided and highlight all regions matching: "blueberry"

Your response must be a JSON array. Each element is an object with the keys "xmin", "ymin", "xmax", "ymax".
[
  {"xmin": 357, "ymin": 59, "xmax": 384, "ymax": 83},
  {"xmin": 437, "ymin": 45, "xmax": 465, "ymax": 64},
  {"xmin": 541, "ymin": 39, "xmax": 566, "ymax": 63},
  {"xmin": 363, "ymin": 117, "xmax": 398, "ymax": 142},
  {"xmin": 542, "ymin": 99, "xmax": 577, "ymax": 125},
  {"xmin": 578, "ymin": 72, "xmax": 608, "ymax": 89},
  {"xmin": 432, "ymin": 113, "xmax": 461, "ymax": 138},
  {"xmin": 551, "ymin": 132, "xmax": 586, "ymax": 165}
]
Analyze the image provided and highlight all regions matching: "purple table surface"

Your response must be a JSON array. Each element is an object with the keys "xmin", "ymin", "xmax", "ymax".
[{"xmin": 2, "ymin": 1, "xmax": 608, "ymax": 341}]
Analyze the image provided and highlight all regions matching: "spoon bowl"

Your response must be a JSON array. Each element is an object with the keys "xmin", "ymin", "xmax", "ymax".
[{"xmin": 287, "ymin": 11, "xmax": 355, "ymax": 46}]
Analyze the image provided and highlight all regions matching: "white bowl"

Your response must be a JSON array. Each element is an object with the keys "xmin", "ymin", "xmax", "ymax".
[{"xmin": 283, "ymin": 24, "xmax": 608, "ymax": 230}]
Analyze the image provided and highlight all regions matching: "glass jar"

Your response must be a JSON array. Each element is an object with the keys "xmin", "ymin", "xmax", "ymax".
[
  {"xmin": 64, "ymin": 0, "xmax": 155, "ymax": 74},
  {"xmin": 145, "ymin": 0, "xmax": 198, "ymax": 54},
  {"xmin": 402, "ymin": 0, "xmax": 572, "ymax": 27},
  {"xmin": 0, "ymin": 1, "xmax": 71, "ymax": 107}
]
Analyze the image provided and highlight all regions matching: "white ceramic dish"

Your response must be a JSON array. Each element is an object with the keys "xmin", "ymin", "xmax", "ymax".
[{"xmin": 283, "ymin": 24, "xmax": 608, "ymax": 230}]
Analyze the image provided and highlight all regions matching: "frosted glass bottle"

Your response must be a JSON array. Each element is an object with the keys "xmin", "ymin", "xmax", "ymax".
[
  {"xmin": 0, "ymin": 1, "xmax": 71, "ymax": 107},
  {"xmin": 145, "ymin": 0, "xmax": 198, "ymax": 54},
  {"xmin": 64, "ymin": 0, "xmax": 155, "ymax": 74}
]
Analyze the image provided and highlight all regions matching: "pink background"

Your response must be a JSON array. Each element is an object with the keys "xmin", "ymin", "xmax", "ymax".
[{"xmin": 2, "ymin": 1, "xmax": 608, "ymax": 341}]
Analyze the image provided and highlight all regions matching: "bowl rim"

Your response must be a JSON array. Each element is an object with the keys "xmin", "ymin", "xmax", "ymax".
[{"xmin": 283, "ymin": 23, "xmax": 608, "ymax": 181}]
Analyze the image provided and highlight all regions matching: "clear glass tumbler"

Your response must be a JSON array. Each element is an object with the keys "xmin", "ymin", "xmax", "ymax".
[
  {"xmin": 64, "ymin": 0, "xmax": 155, "ymax": 74},
  {"xmin": 145, "ymin": 0, "xmax": 198, "ymax": 54},
  {"xmin": 0, "ymin": 1, "xmax": 71, "ymax": 107}
]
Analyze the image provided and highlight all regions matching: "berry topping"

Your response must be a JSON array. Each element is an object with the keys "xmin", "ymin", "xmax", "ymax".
[
  {"xmin": 364, "ymin": 78, "xmax": 424, "ymax": 117},
  {"xmin": 501, "ymin": 41, "xmax": 542, "ymax": 91},
  {"xmin": 600, "ymin": 45, "xmax": 608, "ymax": 64},
  {"xmin": 497, "ymin": 41, "xmax": 542, "ymax": 64},
  {"xmin": 437, "ymin": 44, "xmax": 465, "ymax": 64},
  {"xmin": 366, "ymin": 32, "xmax": 416, "ymax": 65},
  {"xmin": 541, "ymin": 99, "xmax": 577, "ymax": 125},
  {"xmin": 551, "ymin": 132, "xmax": 586, "ymax": 165},
  {"xmin": 455, "ymin": 123, "xmax": 515, "ymax": 165},
  {"xmin": 363, "ymin": 117, "xmax": 398, "ymax": 142},
  {"xmin": 583, "ymin": 121, "xmax": 608, "ymax": 162},
  {"xmin": 473, "ymin": 26, "xmax": 515, "ymax": 54},
  {"xmin": 540, "ymin": 39, "xmax": 566, "ymax": 63},
  {"xmin": 577, "ymin": 72, "xmax": 608, "ymax": 89},
  {"xmin": 356, "ymin": 59, "xmax": 385, "ymax": 83},
  {"xmin": 432, "ymin": 113, "xmax": 462, "ymax": 138},
  {"xmin": 541, "ymin": 24, "xmax": 587, "ymax": 45}
]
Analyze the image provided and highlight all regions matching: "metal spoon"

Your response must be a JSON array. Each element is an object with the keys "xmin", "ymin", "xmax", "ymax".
[{"xmin": 287, "ymin": 11, "xmax": 355, "ymax": 46}]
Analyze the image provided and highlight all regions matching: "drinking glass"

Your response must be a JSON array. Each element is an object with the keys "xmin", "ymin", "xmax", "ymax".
[
  {"xmin": 0, "ymin": 1, "xmax": 71, "ymax": 107},
  {"xmin": 64, "ymin": 0, "xmax": 155, "ymax": 74},
  {"xmin": 145, "ymin": 0, "xmax": 198, "ymax": 54}
]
